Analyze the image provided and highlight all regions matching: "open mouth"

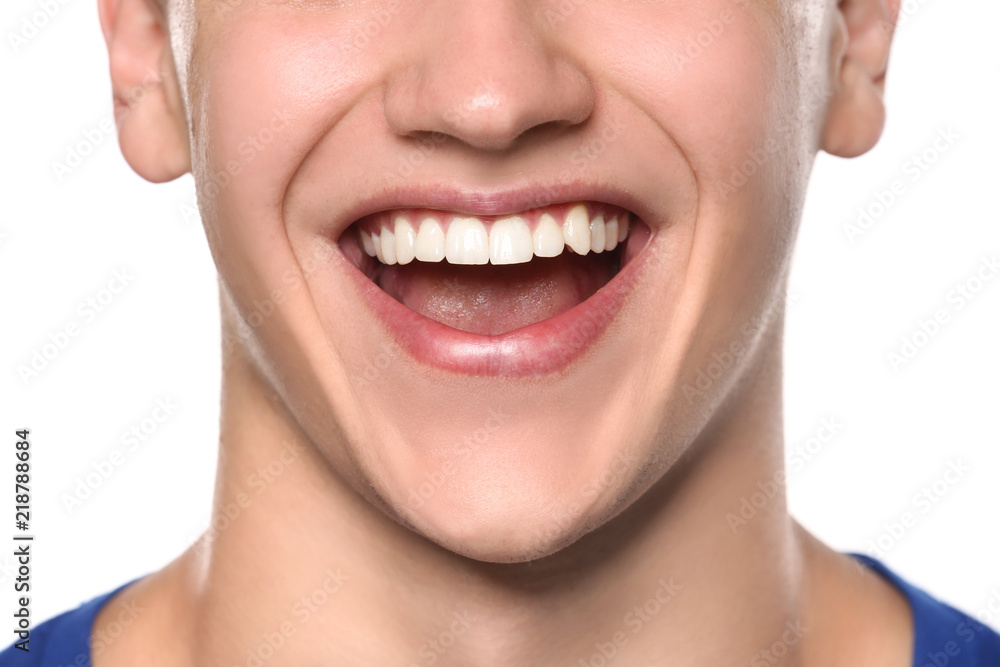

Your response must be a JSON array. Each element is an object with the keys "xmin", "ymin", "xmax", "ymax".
[{"xmin": 340, "ymin": 201, "xmax": 649, "ymax": 337}]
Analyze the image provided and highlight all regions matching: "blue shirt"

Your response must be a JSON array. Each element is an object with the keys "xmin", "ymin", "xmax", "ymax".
[{"xmin": 2, "ymin": 554, "xmax": 999, "ymax": 666}]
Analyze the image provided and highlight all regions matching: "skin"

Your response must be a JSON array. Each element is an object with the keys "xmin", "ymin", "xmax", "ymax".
[{"xmin": 92, "ymin": 0, "xmax": 912, "ymax": 664}]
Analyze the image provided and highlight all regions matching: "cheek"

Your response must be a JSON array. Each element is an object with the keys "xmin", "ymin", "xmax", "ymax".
[
  {"xmin": 570, "ymin": 1, "xmax": 803, "ymax": 296},
  {"xmin": 600, "ymin": 2, "xmax": 790, "ymax": 199},
  {"xmin": 181, "ymin": 11, "xmax": 388, "ymax": 447},
  {"xmin": 585, "ymin": 4, "xmax": 803, "ymax": 408},
  {"xmin": 191, "ymin": 9, "xmax": 364, "ymax": 210},
  {"xmin": 187, "ymin": 9, "xmax": 372, "ymax": 335}
]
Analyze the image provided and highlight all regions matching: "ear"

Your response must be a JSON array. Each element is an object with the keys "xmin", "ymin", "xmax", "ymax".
[
  {"xmin": 98, "ymin": 0, "xmax": 190, "ymax": 182},
  {"xmin": 821, "ymin": 0, "xmax": 901, "ymax": 158}
]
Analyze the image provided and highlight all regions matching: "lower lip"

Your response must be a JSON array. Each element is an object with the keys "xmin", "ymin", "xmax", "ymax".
[{"xmin": 342, "ymin": 230, "xmax": 653, "ymax": 377}]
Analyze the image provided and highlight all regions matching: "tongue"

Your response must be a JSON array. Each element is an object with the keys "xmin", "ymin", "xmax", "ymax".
[{"xmin": 376, "ymin": 253, "xmax": 618, "ymax": 335}]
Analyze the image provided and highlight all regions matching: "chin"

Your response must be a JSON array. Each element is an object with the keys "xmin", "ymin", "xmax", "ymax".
[
  {"xmin": 398, "ymin": 491, "xmax": 605, "ymax": 564},
  {"xmin": 363, "ymin": 418, "xmax": 648, "ymax": 564}
]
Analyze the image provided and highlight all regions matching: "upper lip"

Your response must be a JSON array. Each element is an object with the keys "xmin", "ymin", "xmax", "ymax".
[{"xmin": 329, "ymin": 177, "xmax": 656, "ymax": 240}]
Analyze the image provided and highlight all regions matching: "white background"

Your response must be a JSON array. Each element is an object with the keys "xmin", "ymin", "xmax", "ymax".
[{"xmin": 1, "ymin": 0, "xmax": 998, "ymax": 632}]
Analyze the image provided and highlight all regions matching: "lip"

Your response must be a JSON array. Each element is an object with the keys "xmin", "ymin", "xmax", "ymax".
[{"xmin": 329, "ymin": 180, "xmax": 659, "ymax": 377}]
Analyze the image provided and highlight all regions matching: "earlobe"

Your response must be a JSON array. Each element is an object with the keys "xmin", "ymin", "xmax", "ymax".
[
  {"xmin": 820, "ymin": 0, "xmax": 900, "ymax": 158},
  {"xmin": 99, "ymin": 0, "xmax": 190, "ymax": 183}
]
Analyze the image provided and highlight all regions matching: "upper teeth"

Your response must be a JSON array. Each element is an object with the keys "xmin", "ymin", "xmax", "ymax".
[{"xmin": 358, "ymin": 203, "xmax": 631, "ymax": 266}]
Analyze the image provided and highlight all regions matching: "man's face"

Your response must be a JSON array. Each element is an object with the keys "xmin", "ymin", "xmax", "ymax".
[{"xmin": 172, "ymin": 0, "xmax": 830, "ymax": 561}]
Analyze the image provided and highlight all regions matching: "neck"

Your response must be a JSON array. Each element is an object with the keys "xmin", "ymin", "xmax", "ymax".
[{"xmin": 171, "ymin": 319, "xmax": 812, "ymax": 667}]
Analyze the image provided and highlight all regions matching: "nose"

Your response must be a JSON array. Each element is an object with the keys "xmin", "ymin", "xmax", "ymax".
[{"xmin": 382, "ymin": 0, "xmax": 595, "ymax": 152}]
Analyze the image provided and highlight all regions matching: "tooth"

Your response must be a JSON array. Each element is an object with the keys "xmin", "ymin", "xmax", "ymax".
[
  {"xmin": 533, "ymin": 213, "xmax": 564, "ymax": 257},
  {"xmin": 380, "ymin": 226, "xmax": 397, "ymax": 264},
  {"xmin": 563, "ymin": 204, "xmax": 591, "ymax": 255},
  {"xmin": 394, "ymin": 215, "xmax": 416, "ymax": 265},
  {"xmin": 617, "ymin": 212, "xmax": 630, "ymax": 243},
  {"xmin": 372, "ymin": 231, "xmax": 384, "ymax": 263},
  {"xmin": 414, "ymin": 217, "xmax": 445, "ymax": 262},
  {"xmin": 359, "ymin": 229, "xmax": 376, "ymax": 257},
  {"xmin": 446, "ymin": 217, "xmax": 489, "ymax": 265},
  {"xmin": 604, "ymin": 216, "xmax": 619, "ymax": 251},
  {"xmin": 590, "ymin": 214, "xmax": 606, "ymax": 254},
  {"xmin": 368, "ymin": 207, "xmax": 629, "ymax": 265},
  {"xmin": 489, "ymin": 216, "xmax": 533, "ymax": 265}
]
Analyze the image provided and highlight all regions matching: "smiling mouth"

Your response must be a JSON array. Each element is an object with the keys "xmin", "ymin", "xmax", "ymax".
[
  {"xmin": 341, "ymin": 200, "xmax": 649, "ymax": 337},
  {"xmin": 332, "ymin": 193, "xmax": 654, "ymax": 376}
]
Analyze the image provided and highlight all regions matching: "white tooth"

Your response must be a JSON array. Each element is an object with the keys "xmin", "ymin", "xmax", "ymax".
[
  {"xmin": 590, "ymin": 214, "xmax": 606, "ymax": 254},
  {"xmin": 533, "ymin": 213, "xmax": 564, "ymax": 257},
  {"xmin": 380, "ymin": 226, "xmax": 397, "ymax": 264},
  {"xmin": 394, "ymin": 215, "xmax": 416, "ymax": 265},
  {"xmin": 618, "ymin": 212, "xmax": 630, "ymax": 242},
  {"xmin": 563, "ymin": 204, "xmax": 591, "ymax": 255},
  {"xmin": 372, "ymin": 231, "xmax": 384, "ymax": 263},
  {"xmin": 489, "ymin": 216, "xmax": 533, "ymax": 265},
  {"xmin": 446, "ymin": 217, "xmax": 489, "ymax": 265},
  {"xmin": 604, "ymin": 216, "xmax": 619, "ymax": 251},
  {"xmin": 414, "ymin": 217, "xmax": 445, "ymax": 262},
  {"xmin": 359, "ymin": 229, "xmax": 376, "ymax": 257}
]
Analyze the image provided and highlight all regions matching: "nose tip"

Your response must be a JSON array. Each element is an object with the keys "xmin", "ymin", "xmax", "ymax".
[{"xmin": 382, "ymin": 3, "xmax": 594, "ymax": 153}]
